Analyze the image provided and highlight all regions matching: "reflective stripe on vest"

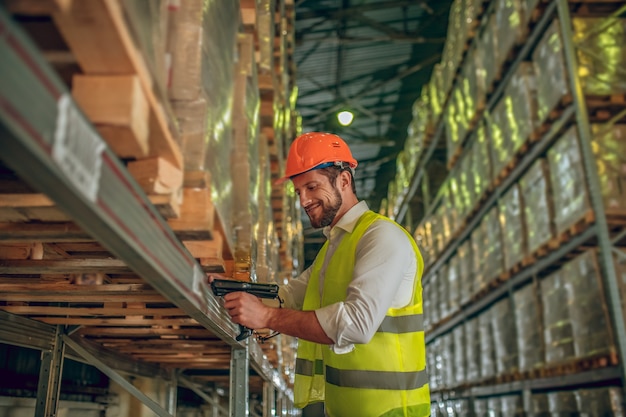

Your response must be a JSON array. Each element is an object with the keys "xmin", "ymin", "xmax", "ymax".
[
  {"xmin": 377, "ymin": 314, "xmax": 423, "ymax": 334},
  {"xmin": 295, "ymin": 358, "xmax": 324, "ymax": 377},
  {"xmin": 325, "ymin": 366, "xmax": 429, "ymax": 391}
]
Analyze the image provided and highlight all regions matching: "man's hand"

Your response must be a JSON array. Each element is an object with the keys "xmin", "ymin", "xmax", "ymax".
[{"xmin": 222, "ymin": 291, "xmax": 271, "ymax": 330}]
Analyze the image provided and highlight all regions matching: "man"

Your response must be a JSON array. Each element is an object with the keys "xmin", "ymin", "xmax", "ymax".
[{"xmin": 216, "ymin": 132, "xmax": 430, "ymax": 416}]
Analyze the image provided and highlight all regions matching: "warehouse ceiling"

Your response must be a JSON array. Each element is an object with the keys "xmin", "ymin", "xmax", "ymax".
[{"xmin": 293, "ymin": 0, "xmax": 453, "ymax": 264}]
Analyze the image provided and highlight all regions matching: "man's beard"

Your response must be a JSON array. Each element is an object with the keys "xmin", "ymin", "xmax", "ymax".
[{"xmin": 308, "ymin": 187, "xmax": 342, "ymax": 228}]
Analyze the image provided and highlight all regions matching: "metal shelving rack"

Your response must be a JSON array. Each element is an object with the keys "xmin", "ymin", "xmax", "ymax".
[
  {"xmin": 0, "ymin": 7, "xmax": 294, "ymax": 417},
  {"xmin": 395, "ymin": 0, "xmax": 626, "ymax": 406}
]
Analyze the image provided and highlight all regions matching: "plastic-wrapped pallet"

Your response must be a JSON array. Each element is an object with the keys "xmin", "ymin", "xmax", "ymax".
[
  {"xmin": 530, "ymin": 393, "xmax": 550, "ymax": 417},
  {"xmin": 478, "ymin": 12, "xmax": 499, "ymax": 92},
  {"xmin": 452, "ymin": 324, "xmax": 466, "ymax": 384},
  {"xmin": 430, "ymin": 337, "xmax": 445, "ymax": 390},
  {"xmin": 446, "ymin": 398, "xmax": 471, "ymax": 416},
  {"xmin": 533, "ymin": 17, "xmax": 626, "ymax": 125},
  {"xmin": 449, "ymin": 171, "xmax": 463, "ymax": 235},
  {"xmin": 513, "ymin": 283, "xmax": 544, "ymax": 372},
  {"xmin": 501, "ymin": 395, "xmax": 524, "ymax": 416},
  {"xmin": 503, "ymin": 62, "xmax": 538, "ymax": 153},
  {"xmin": 541, "ymin": 269, "xmax": 576, "ymax": 364},
  {"xmin": 441, "ymin": 332, "xmax": 455, "ymax": 388},
  {"xmin": 423, "ymin": 281, "xmax": 432, "ymax": 332},
  {"xmin": 458, "ymin": 241, "xmax": 474, "ymax": 306},
  {"xmin": 465, "ymin": 317, "xmax": 482, "ymax": 383},
  {"xmin": 563, "ymin": 250, "xmax": 613, "ymax": 359},
  {"xmin": 438, "ymin": 264, "xmax": 451, "ymax": 321},
  {"xmin": 442, "ymin": 181, "xmax": 459, "ymax": 243},
  {"xmin": 548, "ymin": 391, "xmax": 579, "ymax": 415},
  {"xmin": 487, "ymin": 100, "xmax": 510, "ymax": 181},
  {"xmin": 491, "ymin": 297, "xmax": 519, "ymax": 375},
  {"xmin": 499, "ymin": 184, "xmax": 527, "ymax": 271},
  {"xmin": 459, "ymin": 45, "xmax": 486, "ymax": 128},
  {"xmin": 445, "ymin": 88, "xmax": 469, "ymax": 166},
  {"xmin": 487, "ymin": 397, "xmax": 503, "ymax": 416},
  {"xmin": 494, "ymin": 0, "xmax": 529, "ymax": 76},
  {"xmin": 482, "ymin": 207, "xmax": 505, "ymax": 285},
  {"xmin": 433, "ymin": 204, "xmax": 447, "ymax": 255},
  {"xmin": 167, "ymin": 0, "xmax": 239, "ymax": 240},
  {"xmin": 448, "ymin": 254, "xmax": 461, "ymax": 315},
  {"xmin": 470, "ymin": 121, "xmax": 493, "ymax": 200},
  {"xmin": 532, "ymin": 20, "xmax": 570, "ymax": 125},
  {"xmin": 457, "ymin": 149, "xmax": 475, "ymax": 220},
  {"xmin": 547, "ymin": 126, "xmax": 591, "ymax": 234},
  {"xmin": 576, "ymin": 387, "xmax": 625, "ymax": 416},
  {"xmin": 428, "ymin": 65, "xmax": 446, "ymax": 122},
  {"xmin": 427, "ymin": 340, "xmax": 440, "ymax": 391},
  {"xmin": 573, "ymin": 17, "xmax": 626, "ymax": 95},
  {"xmin": 591, "ymin": 123, "xmax": 626, "ymax": 210},
  {"xmin": 470, "ymin": 220, "xmax": 488, "ymax": 296},
  {"xmin": 479, "ymin": 307, "xmax": 497, "ymax": 379},
  {"xmin": 519, "ymin": 158, "xmax": 555, "ymax": 254},
  {"xmin": 430, "ymin": 270, "xmax": 441, "ymax": 326}
]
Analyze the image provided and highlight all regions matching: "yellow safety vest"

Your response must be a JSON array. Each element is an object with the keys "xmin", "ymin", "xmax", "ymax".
[{"xmin": 294, "ymin": 211, "xmax": 430, "ymax": 417}]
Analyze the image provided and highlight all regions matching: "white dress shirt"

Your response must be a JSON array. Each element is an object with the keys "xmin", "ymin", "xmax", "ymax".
[{"xmin": 279, "ymin": 201, "xmax": 418, "ymax": 353}]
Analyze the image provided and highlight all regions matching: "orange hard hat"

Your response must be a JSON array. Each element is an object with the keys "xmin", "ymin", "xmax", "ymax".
[{"xmin": 277, "ymin": 132, "xmax": 358, "ymax": 184}]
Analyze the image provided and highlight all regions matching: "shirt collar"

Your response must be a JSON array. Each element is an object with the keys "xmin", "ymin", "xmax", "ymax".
[{"xmin": 322, "ymin": 200, "xmax": 370, "ymax": 238}]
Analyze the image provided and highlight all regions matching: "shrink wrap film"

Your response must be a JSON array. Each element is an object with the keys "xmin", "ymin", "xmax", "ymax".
[
  {"xmin": 431, "ymin": 337, "xmax": 444, "ymax": 390},
  {"xmin": 504, "ymin": 62, "xmax": 538, "ymax": 153},
  {"xmin": 470, "ymin": 122, "xmax": 493, "ymax": 200},
  {"xmin": 121, "ymin": 1, "xmax": 170, "ymax": 103},
  {"xmin": 444, "ymin": 89, "xmax": 466, "ymax": 164},
  {"xmin": 530, "ymin": 393, "xmax": 550, "ymax": 416},
  {"xmin": 448, "ymin": 254, "xmax": 461, "ymax": 314},
  {"xmin": 576, "ymin": 387, "xmax": 625, "ymax": 416},
  {"xmin": 438, "ymin": 264, "xmax": 450, "ymax": 321},
  {"xmin": 478, "ymin": 13, "xmax": 499, "ymax": 91},
  {"xmin": 499, "ymin": 184, "xmax": 527, "ymax": 270},
  {"xmin": 470, "ymin": 219, "xmax": 488, "ymax": 296},
  {"xmin": 591, "ymin": 123, "xmax": 626, "ymax": 210},
  {"xmin": 533, "ymin": 17, "xmax": 626, "ymax": 125},
  {"xmin": 541, "ymin": 269, "xmax": 576, "ymax": 364},
  {"xmin": 430, "ymin": 270, "xmax": 441, "ymax": 326},
  {"xmin": 532, "ymin": 20, "xmax": 570, "ymax": 125},
  {"xmin": 460, "ymin": 46, "xmax": 486, "ymax": 127},
  {"xmin": 547, "ymin": 126, "xmax": 590, "ymax": 234},
  {"xmin": 562, "ymin": 250, "xmax": 613, "ymax": 358},
  {"xmin": 482, "ymin": 207, "xmax": 504, "ymax": 285},
  {"xmin": 426, "ymin": 341, "xmax": 438, "ymax": 390},
  {"xmin": 491, "ymin": 297, "xmax": 518, "ymax": 375},
  {"xmin": 519, "ymin": 159, "xmax": 555, "ymax": 254},
  {"xmin": 423, "ymin": 281, "xmax": 432, "ymax": 331},
  {"xmin": 547, "ymin": 391, "xmax": 579, "ymax": 414},
  {"xmin": 478, "ymin": 307, "xmax": 497, "ymax": 379},
  {"xmin": 487, "ymin": 101, "xmax": 510, "ymax": 181},
  {"xmin": 458, "ymin": 240, "xmax": 474, "ymax": 306},
  {"xmin": 494, "ymin": 0, "xmax": 528, "ymax": 72},
  {"xmin": 465, "ymin": 317, "xmax": 481, "ymax": 382},
  {"xmin": 500, "ymin": 395, "xmax": 524, "ymax": 416},
  {"xmin": 440, "ymin": 332, "xmax": 454, "ymax": 388},
  {"xmin": 487, "ymin": 397, "xmax": 502, "ymax": 415},
  {"xmin": 473, "ymin": 399, "xmax": 489, "ymax": 415},
  {"xmin": 428, "ymin": 64, "xmax": 446, "ymax": 122},
  {"xmin": 452, "ymin": 324, "xmax": 466, "ymax": 384},
  {"xmin": 167, "ymin": 0, "xmax": 239, "ymax": 246},
  {"xmin": 513, "ymin": 283, "xmax": 544, "ymax": 372},
  {"xmin": 457, "ymin": 148, "xmax": 475, "ymax": 220}
]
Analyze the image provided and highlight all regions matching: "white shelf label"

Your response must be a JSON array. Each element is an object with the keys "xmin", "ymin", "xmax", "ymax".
[{"xmin": 52, "ymin": 94, "xmax": 105, "ymax": 202}]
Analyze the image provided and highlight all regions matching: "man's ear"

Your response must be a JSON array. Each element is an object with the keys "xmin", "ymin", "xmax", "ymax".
[{"xmin": 339, "ymin": 170, "xmax": 352, "ymax": 190}]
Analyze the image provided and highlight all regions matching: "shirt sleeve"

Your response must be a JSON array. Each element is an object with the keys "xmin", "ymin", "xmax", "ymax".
[
  {"xmin": 316, "ymin": 220, "xmax": 417, "ymax": 353},
  {"xmin": 279, "ymin": 266, "xmax": 312, "ymax": 310}
]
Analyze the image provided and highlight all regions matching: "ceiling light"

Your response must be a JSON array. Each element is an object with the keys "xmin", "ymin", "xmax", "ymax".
[{"xmin": 337, "ymin": 110, "xmax": 354, "ymax": 126}]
